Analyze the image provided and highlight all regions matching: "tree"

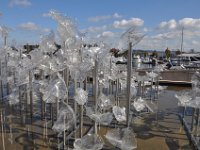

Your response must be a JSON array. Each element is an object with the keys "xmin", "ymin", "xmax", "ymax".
[
  {"xmin": 152, "ymin": 50, "xmax": 158, "ymax": 58},
  {"xmin": 144, "ymin": 52, "xmax": 148, "ymax": 58},
  {"xmin": 165, "ymin": 47, "xmax": 171, "ymax": 60},
  {"xmin": 175, "ymin": 49, "xmax": 181, "ymax": 55}
]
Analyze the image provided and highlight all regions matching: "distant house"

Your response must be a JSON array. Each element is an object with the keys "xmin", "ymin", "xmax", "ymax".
[{"xmin": 23, "ymin": 44, "xmax": 39, "ymax": 53}]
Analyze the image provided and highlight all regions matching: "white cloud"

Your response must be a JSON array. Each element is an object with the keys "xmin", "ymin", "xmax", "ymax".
[
  {"xmin": 86, "ymin": 25, "xmax": 107, "ymax": 33},
  {"xmin": 113, "ymin": 13, "xmax": 122, "ymax": 19},
  {"xmin": 17, "ymin": 22, "xmax": 50, "ymax": 34},
  {"xmin": 192, "ymin": 40, "xmax": 200, "ymax": 46},
  {"xmin": 113, "ymin": 18, "xmax": 144, "ymax": 29},
  {"xmin": 18, "ymin": 22, "xmax": 39, "ymax": 30},
  {"xmin": 158, "ymin": 18, "xmax": 200, "ymax": 31},
  {"xmin": 88, "ymin": 13, "xmax": 122, "ymax": 22},
  {"xmin": 143, "ymin": 27, "xmax": 149, "ymax": 32},
  {"xmin": 179, "ymin": 18, "xmax": 200, "ymax": 29},
  {"xmin": 151, "ymin": 32, "xmax": 180, "ymax": 40},
  {"xmin": 101, "ymin": 31, "xmax": 114, "ymax": 37},
  {"xmin": 43, "ymin": 28, "xmax": 51, "ymax": 33},
  {"xmin": 158, "ymin": 19, "xmax": 177, "ymax": 30},
  {"xmin": 9, "ymin": 0, "xmax": 32, "ymax": 7}
]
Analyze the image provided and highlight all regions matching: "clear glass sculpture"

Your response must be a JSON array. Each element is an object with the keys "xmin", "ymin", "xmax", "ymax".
[
  {"xmin": 42, "ymin": 73, "xmax": 67, "ymax": 103},
  {"xmin": 8, "ymin": 88, "xmax": 19, "ymax": 105},
  {"xmin": 97, "ymin": 93, "xmax": 114, "ymax": 111},
  {"xmin": 175, "ymin": 92, "xmax": 192, "ymax": 107},
  {"xmin": 40, "ymin": 31, "xmax": 56, "ymax": 53},
  {"xmin": 52, "ymin": 105, "xmax": 76, "ymax": 133},
  {"xmin": 105, "ymin": 128, "xmax": 137, "ymax": 150},
  {"xmin": 74, "ymin": 133, "xmax": 104, "ymax": 150},
  {"xmin": 74, "ymin": 88, "xmax": 88, "ymax": 105},
  {"xmin": 132, "ymin": 97, "xmax": 146, "ymax": 112},
  {"xmin": 113, "ymin": 106, "xmax": 126, "ymax": 122},
  {"xmin": 85, "ymin": 107, "xmax": 113, "ymax": 125},
  {"xmin": 48, "ymin": 10, "xmax": 77, "ymax": 49},
  {"xmin": 146, "ymin": 71, "xmax": 158, "ymax": 80}
]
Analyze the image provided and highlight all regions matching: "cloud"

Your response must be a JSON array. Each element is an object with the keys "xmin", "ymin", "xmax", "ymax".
[
  {"xmin": 17, "ymin": 22, "xmax": 51, "ymax": 34},
  {"xmin": 192, "ymin": 40, "xmax": 200, "ymax": 46},
  {"xmin": 88, "ymin": 13, "xmax": 122, "ymax": 22},
  {"xmin": 43, "ymin": 28, "xmax": 51, "ymax": 33},
  {"xmin": 9, "ymin": 0, "xmax": 32, "ymax": 7},
  {"xmin": 101, "ymin": 31, "xmax": 114, "ymax": 37},
  {"xmin": 18, "ymin": 22, "xmax": 39, "ymax": 30},
  {"xmin": 113, "ymin": 13, "xmax": 122, "ymax": 19},
  {"xmin": 179, "ymin": 18, "xmax": 200, "ymax": 29},
  {"xmin": 0, "ymin": 12, "xmax": 2, "ymax": 16},
  {"xmin": 158, "ymin": 18, "xmax": 200, "ymax": 31},
  {"xmin": 158, "ymin": 19, "xmax": 177, "ymax": 30},
  {"xmin": 113, "ymin": 18, "xmax": 144, "ymax": 29},
  {"xmin": 143, "ymin": 27, "xmax": 149, "ymax": 32},
  {"xmin": 151, "ymin": 31, "xmax": 180, "ymax": 40},
  {"xmin": 85, "ymin": 25, "xmax": 107, "ymax": 33}
]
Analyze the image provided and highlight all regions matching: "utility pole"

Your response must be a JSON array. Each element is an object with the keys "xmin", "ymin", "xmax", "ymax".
[{"xmin": 181, "ymin": 27, "xmax": 184, "ymax": 55}]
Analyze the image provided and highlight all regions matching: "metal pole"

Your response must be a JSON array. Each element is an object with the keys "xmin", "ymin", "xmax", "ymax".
[
  {"xmin": 4, "ymin": 36, "xmax": 7, "ymax": 47},
  {"xmin": 115, "ymin": 79, "xmax": 119, "ymax": 105},
  {"xmin": 126, "ymin": 42, "xmax": 132, "ymax": 127},
  {"xmin": 180, "ymin": 27, "xmax": 184, "ymax": 65},
  {"xmin": 74, "ymin": 78, "xmax": 77, "ymax": 138},
  {"xmin": 93, "ymin": 59, "xmax": 98, "ymax": 134},
  {"xmin": 79, "ymin": 78, "xmax": 87, "ymax": 138},
  {"xmin": 79, "ymin": 105, "xmax": 83, "ymax": 138},
  {"xmin": 195, "ymin": 108, "xmax": 199, "ymax": 137},
  {"xmin": 64, "ymin": 68, "xmax": 69, "ymax": 104},
  {"xmin": 191, "ymin": 108, "xmax": 195, "ymax": 132},
  {"xmin": 29, "ymin": 71, "xmax": 33, "ymax": 124},
  {"xmin": 0, "ymin": 60, "xmax": 3, "ymax": 101},
  {"xmin": 1, "ymin": 110, "xmax": 5, "ymax": 150},
  {"xmin": 180, "ymin": 27, "xmax": 184, "ymax": 56}
]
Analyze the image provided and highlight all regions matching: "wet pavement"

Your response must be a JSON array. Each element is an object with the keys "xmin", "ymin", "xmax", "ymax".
[{"xmin": 0, "ymin": 86, "xmax": 193, "ymax": 150}]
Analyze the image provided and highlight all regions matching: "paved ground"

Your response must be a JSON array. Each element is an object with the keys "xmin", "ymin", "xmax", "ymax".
[{"xmin": 0, "ymin": 86, "xmax": 193, "ymax": 150}]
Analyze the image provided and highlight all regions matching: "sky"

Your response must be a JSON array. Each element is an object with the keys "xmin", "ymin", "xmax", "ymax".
[{"xmin": 0, "ymin": 0, "xmax": 200, "ymax": 51}]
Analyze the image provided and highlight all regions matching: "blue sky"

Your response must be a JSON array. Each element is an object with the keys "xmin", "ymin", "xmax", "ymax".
[{"xmin": 0, "ymin": 0, "xmax": 200, "ymax": 51}]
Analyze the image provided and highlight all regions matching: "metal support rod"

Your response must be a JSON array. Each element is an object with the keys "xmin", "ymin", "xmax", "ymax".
[
  {"xmin": 115, "ymin": 79, "xmax": 119, "ymax": 105},
  {"xmin": 93, "ymin": 60, "xmax": 98, "ymax": 134},
  {"xmin": 126, "ymin": 42, "xmax": 132, "ymax": 127},
  {"xmin": 56, "ymin": 98, "xmax": 59, "ymax": 119},
  {"xmin": 191, "ymin": 108, "xmax": 195, "ymax": 132},
  {"xmin": 19, "ymin": 86, "xmax": 23, "ymax": 124},
  {"xmin": 5, "ymin": 55, "xmax": 9, "ymax": 96},
  {"xmin": 0, "ymin": 60, "xmax": 3, "ymax": 101},
  {"xmin": 51, "ymin": 104, "xmax": 54, "ymax": 126},
  {"xmin": 64, "ymin": 69, "xmax": 69, "ymax": 104},
  {"xmin": 195, "ymin": 108, "xmax": 199, "ymax": 137},
  {"xmin": 74, "ymin": 78, "xmax": 77, "ymax": 138},
  {"xmin": 79, "ymin": 78, "xmax": 87, "ymax": 138},
  {"xmin": 41, "ymin": 93, "xmax": 44, "ymax": 120},
  {"xmin": 29, "ymin": 71, "xmax": 33, "ymax": 124},
  {"xmin": 63, "ymin": 115, "xmax": 66, "ymax": 149},
  {"xmin": 84, "ymin": 78, "xmax": 87, "ymax": 91},
  {"xmin": 1, "ymin": 110, "xmax": 5, "ymax": 150},
  {"xmin": 79, "ymin": 105, "xmax": 83, "ymax": 138},
  {"xmin": 4, "ymin": 36, "xmax": 7, "ymax": 47}
]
